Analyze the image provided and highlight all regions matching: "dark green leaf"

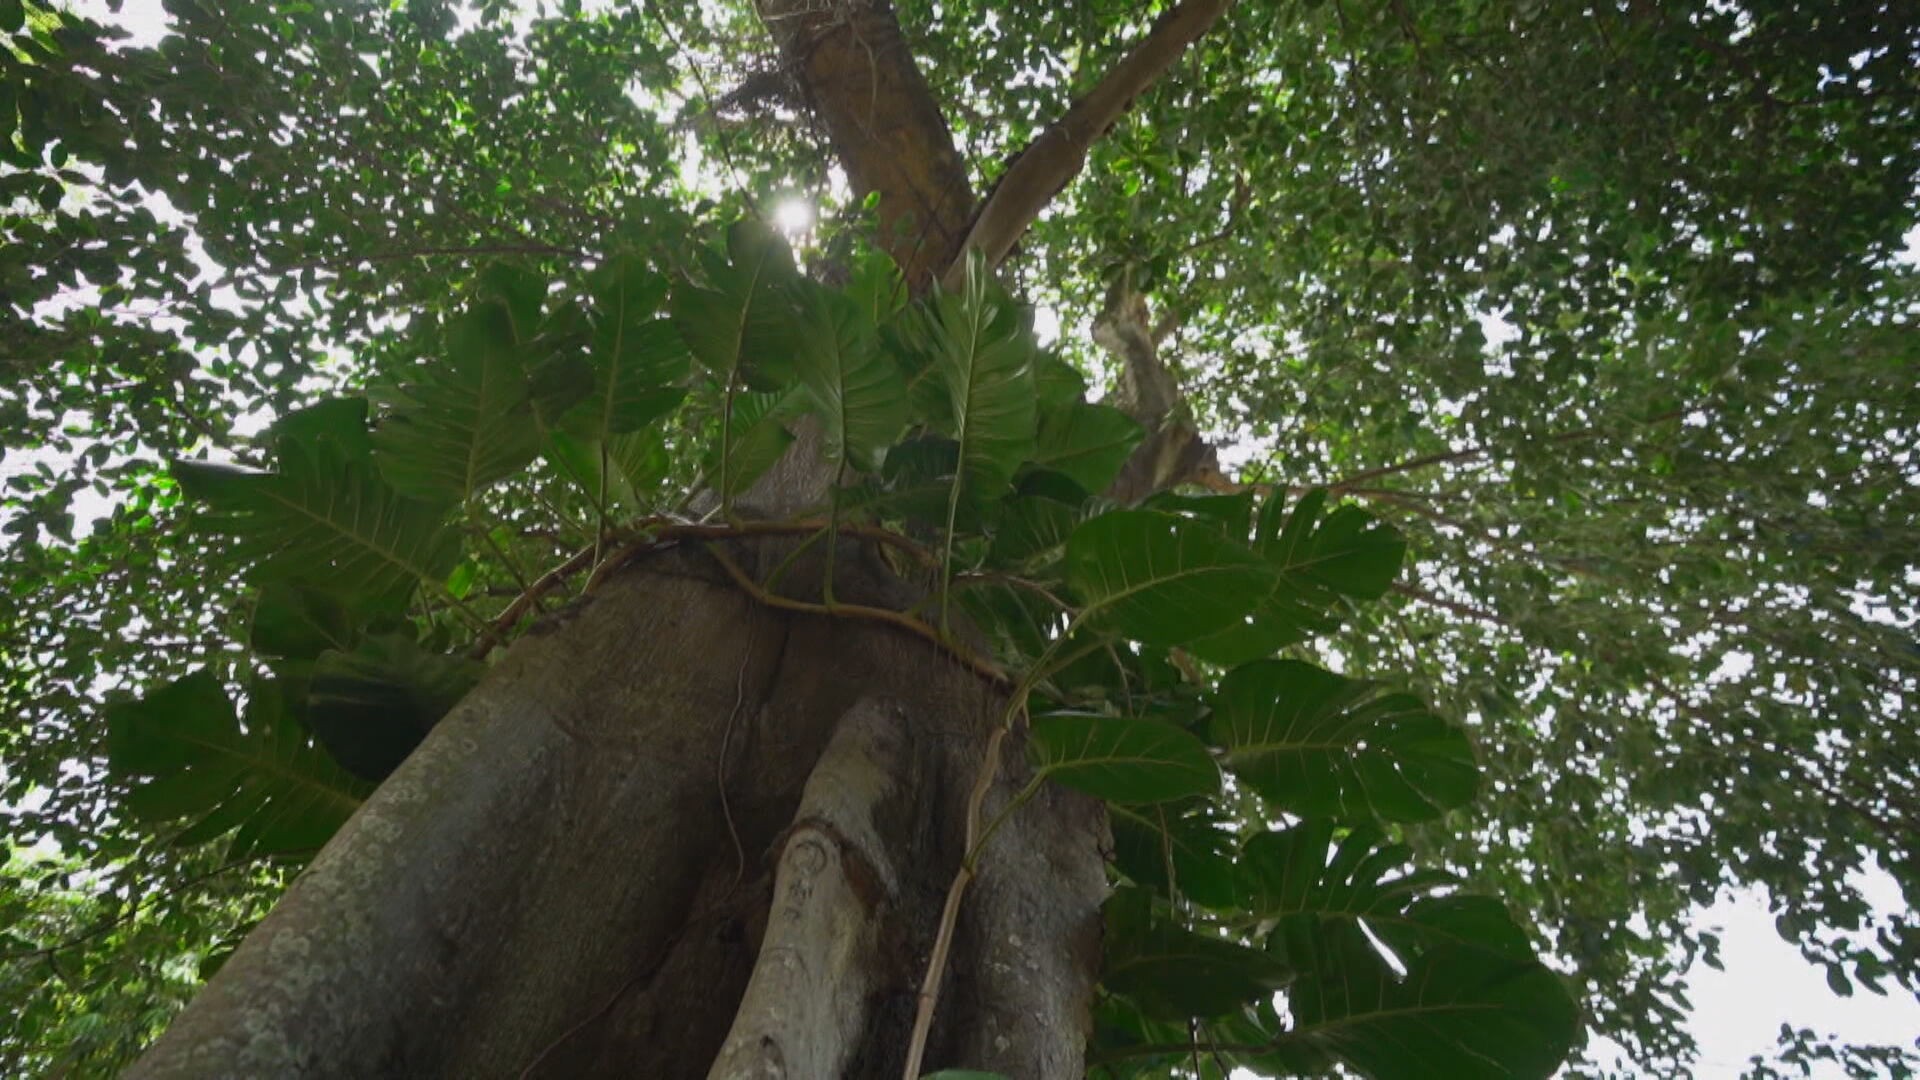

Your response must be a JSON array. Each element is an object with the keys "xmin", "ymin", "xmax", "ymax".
[
  {"xmin": 307, "ymin": 634, "xmax": 483, "ymax": 781},
  {"xmin": 107, "ymin": 673, "xmax": 366, "ymax": 858},
  {"xmin": 670, "ymin": 220, "xmax": 800, "ymax": 390},
  {"xmin": 1028, "ymin": 402, "xmax": 1144, "ymax": 493},
  {"xmin": 793, "ymin": 285, "xmax": 909, "ymax": 473},
  {"xmin": 1102, "ymin": 888, "xmax": 1294, "ymax": 1020},
  {"xmin": 173, "ymin": 439, "xmax": 460, "ymax": 610},
  {"xmin": 1065, "ymin": 509, "xmax": 1274, "ymax": 646},
  {"xmin": 1211, "ymin": 659, "xmax": 1479, "ymax": 823},
  {"xmin": 1028, "ymin": 712, "xmax": 1220, "ymax": 804},
  {"xmin": 371, "ymin": 300, "xmax": 543, "ymax": 503}
]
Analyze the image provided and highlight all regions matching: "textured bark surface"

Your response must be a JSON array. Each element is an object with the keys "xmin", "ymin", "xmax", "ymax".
[
  {"xmin": 1098, "ymin": 284, "xmax": 1227, "ymax": 502},
  {"xmin": 130, "ymin": 538, "xmax": 1107, "ymax": 1079}
]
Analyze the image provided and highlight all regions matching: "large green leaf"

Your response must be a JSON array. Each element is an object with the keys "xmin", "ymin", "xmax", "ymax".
[
  {"xmin": 1028, "ymin": 401, "xmax": 1144, "ymax": 493},
  {"xmin": 173, "ymin": 438, "xmax": 461, "ymax": 610},
  {"xmin": 371, "ymin": 300, "xmax": 544, "ymax": 504},
  {"xmin": 264, "ymin": 397, "xmax": 375, "ymax": 464},
  {"xmin": 1211, "ymin": 659, "xmax": 1479, "ymax": 823},
  {"xmin": 669, "ymin": 219, "xmax": 800, "ymax": 391},
  {"xmin": 1190, "ymin": 488, "xmax": 1407, "ymax": 666},
  {"xmin": 1240, "ymin": 927, "xmax": 1578, "ymax": 1080},
  {"xmin": 250, "ymin": 582, "xmax": 356, "ymax": 660},
  {"xmin": 1028, "ymin": 712, "xmax": 1220, "ymax": 804},
  {"xmin": 705, "ymin": 388, "xmax": 800, "ymax": 498},
  {"xmin": 923, "ymin": 251, "xmax": 1038, "ymax": 511},
  {"xmin": 1109, "ymin": 801, "xmax": 1238, "ymax": 909},
  {"xmin": 793, "ymin": 285, "xmax": 909, "ymax": 473},
  {"xmin": 1098, "ymin": 823, "xmax": 1576, "ymax": 1079},
  {"xmin": 1232, "ymin": 820, "xmax": 1533, "ymax": 962},
  {"xmin": 843, "ymin": 244, "xmax": 907, "ymax": 325},
  {"xmin": 1064, "ymin": 509, "xmax": 1275, "ymax": 646},
  {"xmin": 989, "ymin": 490, "xmax": 1085, "ymax": 567},
  {"xmin": 307, "ymin": 634, "xmax": 483, "ymax": 781},
  {"xmin": 107, "ymin": 672, "xmax": 367, "ymax": 858},
  {"xmin": 1102, "ymin": 887, "xmax": 1294, "ymax": 1021},
  {"xmin": 568, "ymin": 254, "xmax": 690, "ymax": 439}
]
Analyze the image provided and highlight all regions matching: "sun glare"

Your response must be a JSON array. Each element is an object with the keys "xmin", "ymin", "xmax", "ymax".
[{"xmin": 774, "ymin": 198, "xmax": 815, "ymax": 235}]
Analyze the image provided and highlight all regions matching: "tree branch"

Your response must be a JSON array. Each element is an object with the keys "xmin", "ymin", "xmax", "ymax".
[
  {"xmin": 945, "ymin": 0, "xmax": 1234, "ymax": 285},
  {"xmin": 1328, "ymin": 409, "xmax": 1687, "ymax": 489},
  {"xmin": 752, "ymin": 0, "xmax": 976, "ymax": 288}
]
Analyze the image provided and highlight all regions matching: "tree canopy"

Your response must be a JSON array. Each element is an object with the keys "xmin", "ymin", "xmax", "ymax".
[{"xmin": 2, "ymin": 0, "xmax": 1917, "ymax": 1076}]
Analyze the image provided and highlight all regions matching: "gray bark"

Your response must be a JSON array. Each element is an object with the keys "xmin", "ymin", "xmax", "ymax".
[{"xmin": 130, "ymin": 538, "xmax": 1106, "ymax": 1079}]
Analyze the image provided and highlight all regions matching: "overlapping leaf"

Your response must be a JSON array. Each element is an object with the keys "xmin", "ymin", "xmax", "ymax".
[
  {"xmin": 705, "ymin": 388, "xmax": 800, "ymax": 498},
  {"xmin": 569, "ymin": 254, "xmax": 690, "ymax": 439},
  {"xmin": 250, "ymin": 582, "xmax": 356, "ymax": 660},
  {"xmin": 1028, "ymin": 712, "xmax": 1220, "ymax": 804},
  {"xmin": 371, "ymin": 299, "xmax": 544, "ymax": 503},
  {"xmin": 1239, "ymin": 925, "xmax": 1578, "ymax": 1080},
  {"xmin": 1101, "ymin": 887, "xmax": 1294, "ymax": 1021},
  {"xmin": 793, "ymin": 285, "xmax": 908, "ymax": 472},
  {"xmin": 1190, "ymin": 488, "xmax": 1407, "ymax": 666},
  {"xmin": 107, "ymin": 672, "xmax": 367, "ymax": 859},
  {"xmin": 669, "ymin": 219, "xmax": 801, "ymax": 391},
  {"xmin": 307, "ymin": 634, "xmax": 483, "ymax": 781},
  {"xmin": 1109, "ymin": 801, "xmax": 1238, "ymax": 909},
  {"xmin": 1065, "ymin": 509, "xmax": 1275, "ymax": 646},
  {"xmin": 172, "ymin": 438, "xmax": 460, "ymax": 610},
  {"xmin": 1232, "ymin": 820, "xmax": 1530, "ymax": 961},
  {"xmin": 1211, "ymin": 659, "xmax": 1479, "ymax": 823},
  {"xmin": 922, "ymin": 251, "xmax": 1038, "ymax": 509},
  {"xmin": 1028, "ymin": 401, "xmax": 1144, "ymax": 493}
]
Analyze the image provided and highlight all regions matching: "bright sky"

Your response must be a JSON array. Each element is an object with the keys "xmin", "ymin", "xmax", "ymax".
[{"xmin": 23, "ymin": 2, "xmax": 1920, "ymax": 1076}]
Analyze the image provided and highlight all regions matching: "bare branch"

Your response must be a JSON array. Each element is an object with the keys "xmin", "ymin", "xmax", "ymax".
[{"xmin": 945, "ymin": 0, "xmax": 1235, "ymax": 286}]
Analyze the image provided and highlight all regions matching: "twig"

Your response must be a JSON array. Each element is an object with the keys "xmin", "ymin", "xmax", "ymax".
[
  {"xmin": 901, "ymin": 724, "xmax": 1010, "ymax": 1080},
  {"xmin": 718, "ymin": 620, "xmax": 756, "ymax": 888},
  {"xmin": 1327, "ymin": 408, "xmax": 1687, "ymax": 490},
  {"xmin": 703, "ymin": 543, "xmax": 1010, "ymax": 688},
  {"xmin": 1391, "ymin": 581, "xmax": 1510, "ymax": 627},
  {"xmin": 467, "ymin": 541, "xmax": 601, "ymax": 659}
]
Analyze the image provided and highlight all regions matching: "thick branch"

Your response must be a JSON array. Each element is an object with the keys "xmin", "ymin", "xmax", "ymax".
[
  {"xmin": 709, "ymin": 700, "xmax": 921, "ymax": 1080},
  {"xmin": 947, "ymin": 0, "xmax": 1234, "ymax": 284},
  {"xmin": 753, "ymin": 0, "xmax": 975, "ymax": 287}
]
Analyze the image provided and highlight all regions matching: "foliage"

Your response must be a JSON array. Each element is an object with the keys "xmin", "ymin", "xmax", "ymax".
[{"xmin": 3, "ymin": 0, "xmax": 1917, "ymax": 1076}]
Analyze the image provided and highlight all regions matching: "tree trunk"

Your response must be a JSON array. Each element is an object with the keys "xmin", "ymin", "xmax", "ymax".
[{"xmin": 128, "ymin": 537, "xmax": 1108, "ymax": 1079}]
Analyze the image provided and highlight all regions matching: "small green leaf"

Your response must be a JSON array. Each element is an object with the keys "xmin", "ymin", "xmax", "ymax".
[{"xmin": 1028, "ymin": 713, "xmax": 1220, "ymax": 804}]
